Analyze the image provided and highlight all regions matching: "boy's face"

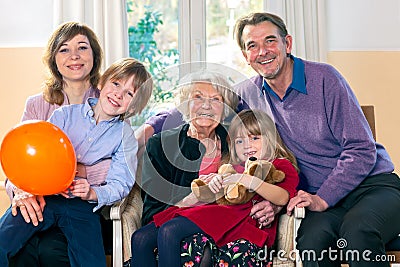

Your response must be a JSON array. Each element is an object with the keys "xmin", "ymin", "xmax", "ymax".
[
  {"xmin": 96, "ymin": 76, "xmax": 136, "ymax": 121},
  {"xmin": 234, "ymin": 133, "xmax": 266, "ymax": 162}
]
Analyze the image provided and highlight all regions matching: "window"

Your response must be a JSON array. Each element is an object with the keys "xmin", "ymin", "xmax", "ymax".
[
  {"xmin": 126, "ymin": 0, "xmax": 266, "ymax": 126},
  {"xmin": 205, "ymin": 0, "xmax": 264, "ymax": 77},
  {"xmin": 126, "ymin": 0, "xmax": 179, "ymax": 126}
]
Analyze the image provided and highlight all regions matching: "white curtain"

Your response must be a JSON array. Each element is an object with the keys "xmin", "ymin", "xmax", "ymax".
[
  {"xmin": 53, "ymin": 0, "xmax": 129, "ymax": 69},
  {"xmin": 265, "ymin": 0, "xmax": 327, "ymax": 62}
]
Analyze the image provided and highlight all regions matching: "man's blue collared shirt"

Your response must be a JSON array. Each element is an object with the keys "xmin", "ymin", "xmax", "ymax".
[{"xmin": 262, "ymin": 55, "xmax": 307, "ymax": 101}]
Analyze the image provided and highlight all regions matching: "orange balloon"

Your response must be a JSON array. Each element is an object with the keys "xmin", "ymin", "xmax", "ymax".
[{"xmin": 0, "ymin": 120, "xmax": 76, "ymax": 195}]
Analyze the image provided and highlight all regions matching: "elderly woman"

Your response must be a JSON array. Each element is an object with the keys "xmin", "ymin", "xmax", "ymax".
[{"xmin": 131, "ymin": 71, "xmax": 238, "ymax": 267}]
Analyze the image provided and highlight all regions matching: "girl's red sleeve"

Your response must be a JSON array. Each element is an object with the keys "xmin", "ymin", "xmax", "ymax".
[{"xmin": 272, "ymin": 158, "xmax": 299, "ymax": 199}]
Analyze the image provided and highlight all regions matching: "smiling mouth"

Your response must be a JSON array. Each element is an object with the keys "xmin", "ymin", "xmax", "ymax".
[
  {"xmin": 68, "ymin": 64, "xmax": 83, "ymax": 70},
  {"xmin": 259, "ymin": 58, "xmax": 274, "ymax": 65},
  {"xmin": 244, "ymin": 151, "xmax": 257, "ymax": 157},
  {"xmin": 197, "ymin": 113, "xmax": 214, "ymax": 118},
  {"xmin": 108, "ymin": 97, "xmax": 120, "ymax": 107}
]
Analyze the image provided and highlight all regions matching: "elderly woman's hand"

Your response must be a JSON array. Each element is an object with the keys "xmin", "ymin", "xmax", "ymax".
[
  {"xmin": 250, "ymin": 200, "xmax": 282, "ymax": 227},
  {"xmin": 11, "ymin": 188, "xmax": 45, "ymax": 226}
]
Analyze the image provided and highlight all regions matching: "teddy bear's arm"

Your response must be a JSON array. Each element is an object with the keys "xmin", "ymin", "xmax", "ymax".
[
  {"xmin": 223, "ymin": 173, "xmax": 289, "ymax": 206},
  {"xmin": 175, "ymin": 192, "xmax": 205, "ymax": 208}
]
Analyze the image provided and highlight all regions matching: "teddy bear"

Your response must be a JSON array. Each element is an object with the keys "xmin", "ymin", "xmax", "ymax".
[{"xmin": 191, "ymin": 157, "xmax": 285, "ymax": 205}]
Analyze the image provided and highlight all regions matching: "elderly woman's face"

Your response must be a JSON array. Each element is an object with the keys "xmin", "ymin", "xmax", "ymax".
[{"xmin": 188, "ymin": 82, "xmax": 224, "ymax": 129}]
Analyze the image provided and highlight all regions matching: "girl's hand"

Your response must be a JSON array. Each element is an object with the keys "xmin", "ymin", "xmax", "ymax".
[
  {"xmin": 198, "ymin": 173, "xmax": 220, "ymax": 183},
  {"xmin": 221, "ymin": 173, "xmax": 262, "ymax": 191},
  {"xmin": 208, "ymin": 174, "xmax": 224, "ymax": 193}
]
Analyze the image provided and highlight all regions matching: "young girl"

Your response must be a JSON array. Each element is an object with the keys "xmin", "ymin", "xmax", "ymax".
[
  {"xmin": 135, "ymin": 109, "xmax": 299, "ymax": 266},
  {"xmin": 0, "ymin": 58, "xmax": 153, "ymax": 267}
]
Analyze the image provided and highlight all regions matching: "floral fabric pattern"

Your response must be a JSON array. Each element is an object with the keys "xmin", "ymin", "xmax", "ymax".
[{"xmin": 181, "ymin": 233, "xmax": 272, "ymax": 267}]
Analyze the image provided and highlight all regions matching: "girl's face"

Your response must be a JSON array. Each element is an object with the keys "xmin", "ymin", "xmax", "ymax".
[
  {"xmin": 55, "ymin": 34, "xmax": 94, "ymax": 83},
  {"xmin": 96, "ymin": 76, "xmax": 136, "ymax": 121},
  {"xmin": 234, "ymin": 132, "xmax": 267, "ymax": 162},
  {"xmin": 188, "ymin": 82, "xmax": 224, "ymax": 129}
]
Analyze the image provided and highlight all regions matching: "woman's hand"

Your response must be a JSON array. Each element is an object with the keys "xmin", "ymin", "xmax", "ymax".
[
  {"xmin": 11, "ymin": 188, "xmax": 46, "ymax": 226},
  {"xmin": 250, "ymin": 200, "xmax": 282, "ymax": 227}
]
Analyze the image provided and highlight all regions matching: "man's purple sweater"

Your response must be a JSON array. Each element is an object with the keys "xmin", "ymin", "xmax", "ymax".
[{"xmin": 146, "ymin": 56, "xmax": 394, "ymax": 207}]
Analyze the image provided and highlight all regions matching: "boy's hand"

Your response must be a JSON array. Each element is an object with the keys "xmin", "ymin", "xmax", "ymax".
[{"xmin": 66, "ymin": 179, "xmax": 90, "ymax": 198}]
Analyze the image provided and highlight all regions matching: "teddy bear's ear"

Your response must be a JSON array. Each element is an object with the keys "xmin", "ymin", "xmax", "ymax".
[
  {"xmin": 244, "ymin": 156, "xmax": 257, "ymax": 170},
  {"xmin": 260, "ymin": 161, "xmax": 273, "ymax": 179},
  {"xmin": 245, "ymin": 160, "xmax": 272, "ymax": 180},
  {"xmin": 218, "ymin": 164, "xmax": 236, "ymax": 175}
]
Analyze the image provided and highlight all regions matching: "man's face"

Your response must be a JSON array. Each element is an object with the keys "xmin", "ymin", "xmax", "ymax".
[{"xmin": 241, "ymin": 21, "xmax": 292, "ymax": 79}]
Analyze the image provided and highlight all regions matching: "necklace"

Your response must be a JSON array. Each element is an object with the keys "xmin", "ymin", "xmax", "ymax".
[
  {"xmin": 203, "ymin": 134, "xmax": 220, "ymax": 157},
  {"xmin": 187, "ymin": 125, "xmax": 220, "ymax": 157}
]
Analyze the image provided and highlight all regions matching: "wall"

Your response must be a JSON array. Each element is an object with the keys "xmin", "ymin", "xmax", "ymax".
[
  {"xmin": 327, "ymin": 51, "xmax": 400, "ymax": 174},
  {"xmin": 0, "ymin": 47, "xmax": 45, "ymax": 180},
  {"xmin": 325, "ymin": 0, "xmax": 400, "ymax": 174}
]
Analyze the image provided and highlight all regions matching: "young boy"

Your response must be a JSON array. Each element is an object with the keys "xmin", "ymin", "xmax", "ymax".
[{"xmin": 0, "ymin": 58, "xmax": 153, "ymax": 267}]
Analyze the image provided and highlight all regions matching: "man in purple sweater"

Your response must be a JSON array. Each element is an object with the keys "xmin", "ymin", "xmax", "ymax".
[{"xmin": 140, "ymin": 12, "xmax": 400, "ymax": 266}]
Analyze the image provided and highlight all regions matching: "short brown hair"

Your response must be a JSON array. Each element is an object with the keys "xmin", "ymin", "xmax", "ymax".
[{"xmin": 99, "ymin": 58, "xmax": 153, "ymax": 120}]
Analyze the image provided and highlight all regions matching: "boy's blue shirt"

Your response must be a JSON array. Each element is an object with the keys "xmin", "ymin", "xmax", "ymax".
[{"xmin": 48, "ymin": 97, "xmax": 138, "ymax": 211}]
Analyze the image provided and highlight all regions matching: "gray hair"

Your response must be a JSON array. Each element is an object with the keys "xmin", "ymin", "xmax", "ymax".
[{"xmin": 176, "ymin": 71, "xmax": 239, "ymax": 122}]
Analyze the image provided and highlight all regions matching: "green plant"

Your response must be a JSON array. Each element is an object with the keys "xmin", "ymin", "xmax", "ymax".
[{"xmin": 127, "ymin": 4, "xmax": 179, "ymax": 126}]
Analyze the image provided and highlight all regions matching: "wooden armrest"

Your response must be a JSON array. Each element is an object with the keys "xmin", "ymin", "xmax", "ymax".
[
  {"xmin": 109, "ymin": 197, "xmax": 129, "ymax": 220},
  {"xmin": 294, "ymin": 206, "xmax": 305, "ymax": 219}
]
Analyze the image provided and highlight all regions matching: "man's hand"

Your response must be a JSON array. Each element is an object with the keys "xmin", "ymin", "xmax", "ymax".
[
  {"xmin": 286, "ymin": 190, "xmax": 328, "ymax": 215},
  {"xmin": 250, "ymin": 200, "xmax": 282, "ymax": 227},
  {"xmin": 11, "ymin": 189, "xmax": 45, "ymax": 226}
]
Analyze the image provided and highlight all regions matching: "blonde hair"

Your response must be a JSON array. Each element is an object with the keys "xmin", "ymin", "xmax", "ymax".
[
  {"xmin": 99, "ymin": 58, "xmax": 153, "ymax": 120},
  {"xmin": 43, "ymin": 22, "xmax": 103, "ymax": 105},
  {"xmin": 228, "ymin": 109, "xmax": 298, "ymax": 169},
  {"xmin": 176, "ymin": 71, "xmax": 239, "ymax": 122}
]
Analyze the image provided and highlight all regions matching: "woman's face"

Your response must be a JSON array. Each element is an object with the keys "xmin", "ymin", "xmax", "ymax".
[
  {"xmin": 55, "ymin": 34, "xmax": 94, "ymax": 84},
  {"xmin": 188, "ymin": 82, "xmax": 224, "ymax": 130}
]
